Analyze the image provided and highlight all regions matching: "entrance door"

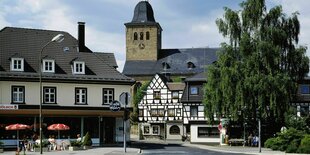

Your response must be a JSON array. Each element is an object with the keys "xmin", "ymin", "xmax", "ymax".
[{"xmin": 103, "ymin": 117, "xmax": 115, "ymax": 144}]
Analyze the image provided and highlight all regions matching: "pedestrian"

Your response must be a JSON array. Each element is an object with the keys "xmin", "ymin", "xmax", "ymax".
[{"xmin": 248, "ymin": 134, "xmax": 253, "ymax": 146}]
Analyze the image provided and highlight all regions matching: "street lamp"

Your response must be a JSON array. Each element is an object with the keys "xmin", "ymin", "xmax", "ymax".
[{"xmin": 39, "ymin": 34, "xmax": 64, "ymax": 154}]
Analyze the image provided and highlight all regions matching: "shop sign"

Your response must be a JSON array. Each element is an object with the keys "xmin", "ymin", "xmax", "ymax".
[
  {"xmin": 110, "ymin": 100, "xmax": 121, "ymax": 112},
  {"xmin": 0, "ymin": 104, "xmax": 18, "ymax": 110}
]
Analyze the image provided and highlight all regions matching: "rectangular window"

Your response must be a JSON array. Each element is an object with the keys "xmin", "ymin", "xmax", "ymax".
[
  {"xmin": 103, "ymin": 88, "xmax": 114, "ymax": 104},
  {"xmin": 73, "ymin": 61, "xmax": 85, "ymax": 74},
  {"xmin": 172, "ymin": 91, "xmax": 179, "ymax": 99},
  {"xmin": 198, "ymin": 127, "xmax": 219, "ymax": 138},
  {"xmin": 11, "ymin": 86, "xmax": 25, "ymax": 103},
  {"xmin": 154, "ymin": 91, "xmax": 161, "ymax": 100},
  {"xmin": 190, "ymin": 86, "xmax": 198, "ymax": 95},
  {"xmin": 75, "ymin": 88, "xmax": 87, "ymax": 104},
  {"xmin": 150, "ymin": 109, "xmax": 158, "ymax": 116},
  {"xmin": 190, "ymin": 106, "xmax": 198, "ymax": 117},
  {"xmin": 43, "ymin": 60, "xmax": 55, "ymax": 73},
  {"xmin": 43, "ymin": 87, "xmax": 56, "ymax": 104},
  {"xmin": 176, "ymin": 108, "xmax": 181, "ymax": 115},
  {"xmin": 158, "ymin": 109, "xmax": 164, "ymax": 116},
  {"xmin": 301, "ymin": 85, "xmax": 310, "ymax": 94},
  {"xmin": 152, "ymin": 125, "xmax": 160, "ymax": 135},
  {"xmin": 143, "ymin": 126, "xmax": 150, "ymax": 135},
  {"xmin": 168, "ymin": 109, "xmax": 175, "ymax": 117},
  {"xmin": 139, "ymin": 109, "xmax": 144, "ymax": 117},
  {"xmin": 11, "ymin": 58, "xmax": 24, "ymax": 71}
]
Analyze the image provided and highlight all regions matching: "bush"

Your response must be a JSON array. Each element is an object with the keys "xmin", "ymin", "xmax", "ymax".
[
  {"xmin": 264, "ymin": 128, "xmax": 305, "ymax": 152},
  {"xmin": 82, "ymin": 132, "xmax": 92, "ymax": 146},
  {"xmin": 70, "ymin": 141, "xmax": 82, "ymax": 147},
  {"xmin": 298, "ymin": 134, "xmax": 310, "ymax": 153}
]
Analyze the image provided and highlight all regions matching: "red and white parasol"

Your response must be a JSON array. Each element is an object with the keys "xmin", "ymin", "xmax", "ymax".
[
  {"xmin": 47, "ymin": 124, "xmax": 70, "ymax": 139},
  {"xmin": 5, "ymin": 124, "xmax": 30, "ymax": 149}
]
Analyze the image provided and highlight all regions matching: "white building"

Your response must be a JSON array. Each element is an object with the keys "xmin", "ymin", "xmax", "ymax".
[{"xmin": 0, "ymin": 23, "xmax": 134, "ymax": 147}]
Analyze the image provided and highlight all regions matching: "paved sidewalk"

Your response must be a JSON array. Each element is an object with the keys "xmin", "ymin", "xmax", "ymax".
[{"xmin": 0, "ymin": 147, "xmax": 141, "ymax": 155}]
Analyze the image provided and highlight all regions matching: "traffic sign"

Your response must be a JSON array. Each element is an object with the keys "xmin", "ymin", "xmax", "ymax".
[
  {"xmin": 120, "ymin": 92, "xmax": 131, "ymax": 105},
  {"xmin": 110, "ymin": 100, "xmax": 121, "ymax": 112}
]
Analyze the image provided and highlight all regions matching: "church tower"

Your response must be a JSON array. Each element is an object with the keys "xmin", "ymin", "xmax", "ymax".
[{"xmin": 125, "ymin": 1, "xmax": 162, "ymax": 61}]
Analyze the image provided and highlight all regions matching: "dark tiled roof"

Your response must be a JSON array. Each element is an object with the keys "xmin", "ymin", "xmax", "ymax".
[
  {"xmin": 0, "ymin": 27, "xmax": 134, "ymax": 83},
  {"xmin": 167, "ymin": 83, "xmax": 185, "ymax": 91},
  {"xmin": 123, "ymin": 48, "xmax": 218, "ymax": 76},
  {"xmin": 185, "ymin": 72, "xmax": 207, "ymax": 82}
]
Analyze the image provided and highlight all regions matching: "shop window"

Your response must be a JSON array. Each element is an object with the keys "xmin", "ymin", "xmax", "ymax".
[
  {"xmin": 43, "ymin": 87, "xmax": 56, "ymax": 104},
  {"xmin": 152, "ymin": 125, "xmax": 160, "ymax": 135},
  {"xmin": 75, "ymin": 87, "xmax": 87, "ymax": 104},
  {"xmin": 11, "ymin": 86, "xmax": 25, "ymax": 104},
  {"xmin": 103, "ymin": 88, "xmax": 114, "ymax": 104},
  {"xmin": 197, "ymin": 127, "xmax": 219, "ymax": 138},
  {"xmin": 134, "ymin": 32, "xmax": 138, "ymax": 40},
  {"xmin": 11, "ymin": 58, "xmax": 24, "ymax": 71},
  {"xmin": 190, "ymin": 86, "xmax": 198, "ymax": 95},
  {"xmin": 144, "ymin": 126, "xmax": 150, "ymax": 135},
  {"xmin": 190, "ymin": 106, "xmax": 198, "ymax": 117},
  {"xmin": 146, "ymin": 31, "xmax": 150, "ymax": 40},
  {"xmin": 169, "ymin": 125, "xmax": 180, "ymax": 135}
]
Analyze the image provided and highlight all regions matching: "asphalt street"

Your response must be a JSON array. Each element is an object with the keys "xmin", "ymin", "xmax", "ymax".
[{"xmin": 138, "ymin": 142, "xmax": 251, "ymax": 155}]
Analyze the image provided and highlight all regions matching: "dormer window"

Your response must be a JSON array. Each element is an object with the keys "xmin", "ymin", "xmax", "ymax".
[
  {"xmin": 187, "ymin": 62, "xmax": 196, "ymax": 69},
  {"xmin": 162, "ymin": 62, "xmax": 170, "ymax": 70},
  {"xmin": 43, "ymin": 59, "xmax": 55, "ymax": 73},
  {"xmin": 73, "ymin": 61, "xmax": 85, "ymax": 74},
  {"xmin": 11, "ymin": 58, "xmax": 24, "ymax": 71}
]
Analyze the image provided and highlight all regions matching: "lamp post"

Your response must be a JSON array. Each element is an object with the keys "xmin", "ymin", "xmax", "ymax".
[{"xmin": 39, "ymin": 34, "xmax": 64, "ymax": 154}]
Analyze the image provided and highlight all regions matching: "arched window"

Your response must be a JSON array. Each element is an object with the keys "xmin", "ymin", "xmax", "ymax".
[
  {"xmin": 140, "ymin": 32, "xmax": 144, "ymax": 40},
  {"xmin": 187, "ymin": 62, "xmax": 196, "ymax": 69},
  {"xmin": 134, "ymin": 32, "xmax": 138, "ymax": 40},
  {"xmin": 146, "ymin": 31, "xmax": 150, "ymax": 40},
  {"xmin": 169, "ymin": 125, "xmax": 180, "ymax": 135}
]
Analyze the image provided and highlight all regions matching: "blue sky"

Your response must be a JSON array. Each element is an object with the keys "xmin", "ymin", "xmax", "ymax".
[{"xmin": 0, "ymin": 0, "xmax": 309, "ymax": 72}]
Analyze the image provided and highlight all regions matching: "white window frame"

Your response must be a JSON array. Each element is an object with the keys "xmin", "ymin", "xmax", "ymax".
[
  {"xmin": 75, "ymin": 88, "xmax": 87, "ymax": 104},
  {"xmin": 12, "ymin": 86, "xmax": 24, "ymax": 103},
  {"xmin": 103, "ymin": 88, "xmax": 114, "ymax": 104},
  {"xmin": 11, "ymin": 58, "xmax": 24, "ymax": 71},
  {"xmin": 73, "ymin": 61, "xmax": 85, "ymax": 74},
  {"xmin": 42, "ymin": 59, "xmax": 55, "ymax": 73},
  {"xmin": 43, "ymin": 87, "xmax": 56, "ymax": 104},
  {"xmin": 152, "ymin": 125, "xmax": 160, "ymax": 135}
]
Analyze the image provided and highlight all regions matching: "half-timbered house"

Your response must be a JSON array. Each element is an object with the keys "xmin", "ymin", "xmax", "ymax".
[{"xmin": 138, "ymin": 74, "xmax": 185, "ymax": 140}]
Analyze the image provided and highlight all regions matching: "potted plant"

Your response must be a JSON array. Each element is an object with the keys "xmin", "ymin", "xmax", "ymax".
[
  {"xmin": 82, "ymin": 132, "xmax": 92, "ymax": 150},
  {"xmin": 33, "ymin": 140, "xmax": 49, "ymax": 152},
  {"xmin": 0, "ymin": 141, "xmax": 4, "ymax": 153},
  {"xmin": 69, "ymin": 141, "xmax": 82, "ymax": 151}
]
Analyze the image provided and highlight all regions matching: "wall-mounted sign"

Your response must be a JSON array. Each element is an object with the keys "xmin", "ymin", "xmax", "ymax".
[
  {"xmin": 110, "ymin": 100, "xmax": 121, "ymax": 112},
  {"xmin": 0, "ymin": 104, "xmax": 18, "ymax": 110}
]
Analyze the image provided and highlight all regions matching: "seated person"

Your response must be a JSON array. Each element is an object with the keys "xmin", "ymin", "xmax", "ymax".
[{"xmin": 76, "ymin": 134, "xmax": 82, "ymax": 142}]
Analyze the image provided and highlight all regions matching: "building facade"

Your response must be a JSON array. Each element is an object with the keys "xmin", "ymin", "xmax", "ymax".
[
  {"xmin": 181, "ymin": 72, "xmax": 219, "ymax": 143},
  {"xmin": 291, "ymin": 77, "xmax": 310, "ymax": 117},
  {"xmin": 138, "ymin": 74, "xmax": 185, "ymax": 140},
  {"xmin": 0, "ymin": 23, "xmax": 134, "ymax": 147}
]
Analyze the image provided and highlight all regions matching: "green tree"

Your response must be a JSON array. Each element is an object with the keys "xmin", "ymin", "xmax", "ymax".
[
  {"xmin": 204, "ymin": 0, "xmax": 309, "ymax": 129},
  {"xmin": 130, "ymin": 81, "xmax": 150, "ymax": 123}
]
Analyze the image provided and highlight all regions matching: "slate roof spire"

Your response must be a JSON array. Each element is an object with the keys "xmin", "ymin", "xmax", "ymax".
[{"xmin": 131, "ymin": 1, "xmax": 156, "ymax": 23}]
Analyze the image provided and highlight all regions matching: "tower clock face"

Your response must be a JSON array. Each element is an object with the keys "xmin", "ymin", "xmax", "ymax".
[{"xmin": 139, "ymin": 43, "xmax": 145, "ymax": 49}]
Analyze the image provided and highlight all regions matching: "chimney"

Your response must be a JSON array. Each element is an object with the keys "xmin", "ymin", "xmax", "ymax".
[{"xmin": 78, "ymin": 22, "xmax": 85, "ymax": 52}]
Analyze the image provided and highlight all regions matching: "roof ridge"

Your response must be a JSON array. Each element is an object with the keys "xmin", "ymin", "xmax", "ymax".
[{"xmin": 1, "ymin": 26, "xmax": 67, "ymax": 33}]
